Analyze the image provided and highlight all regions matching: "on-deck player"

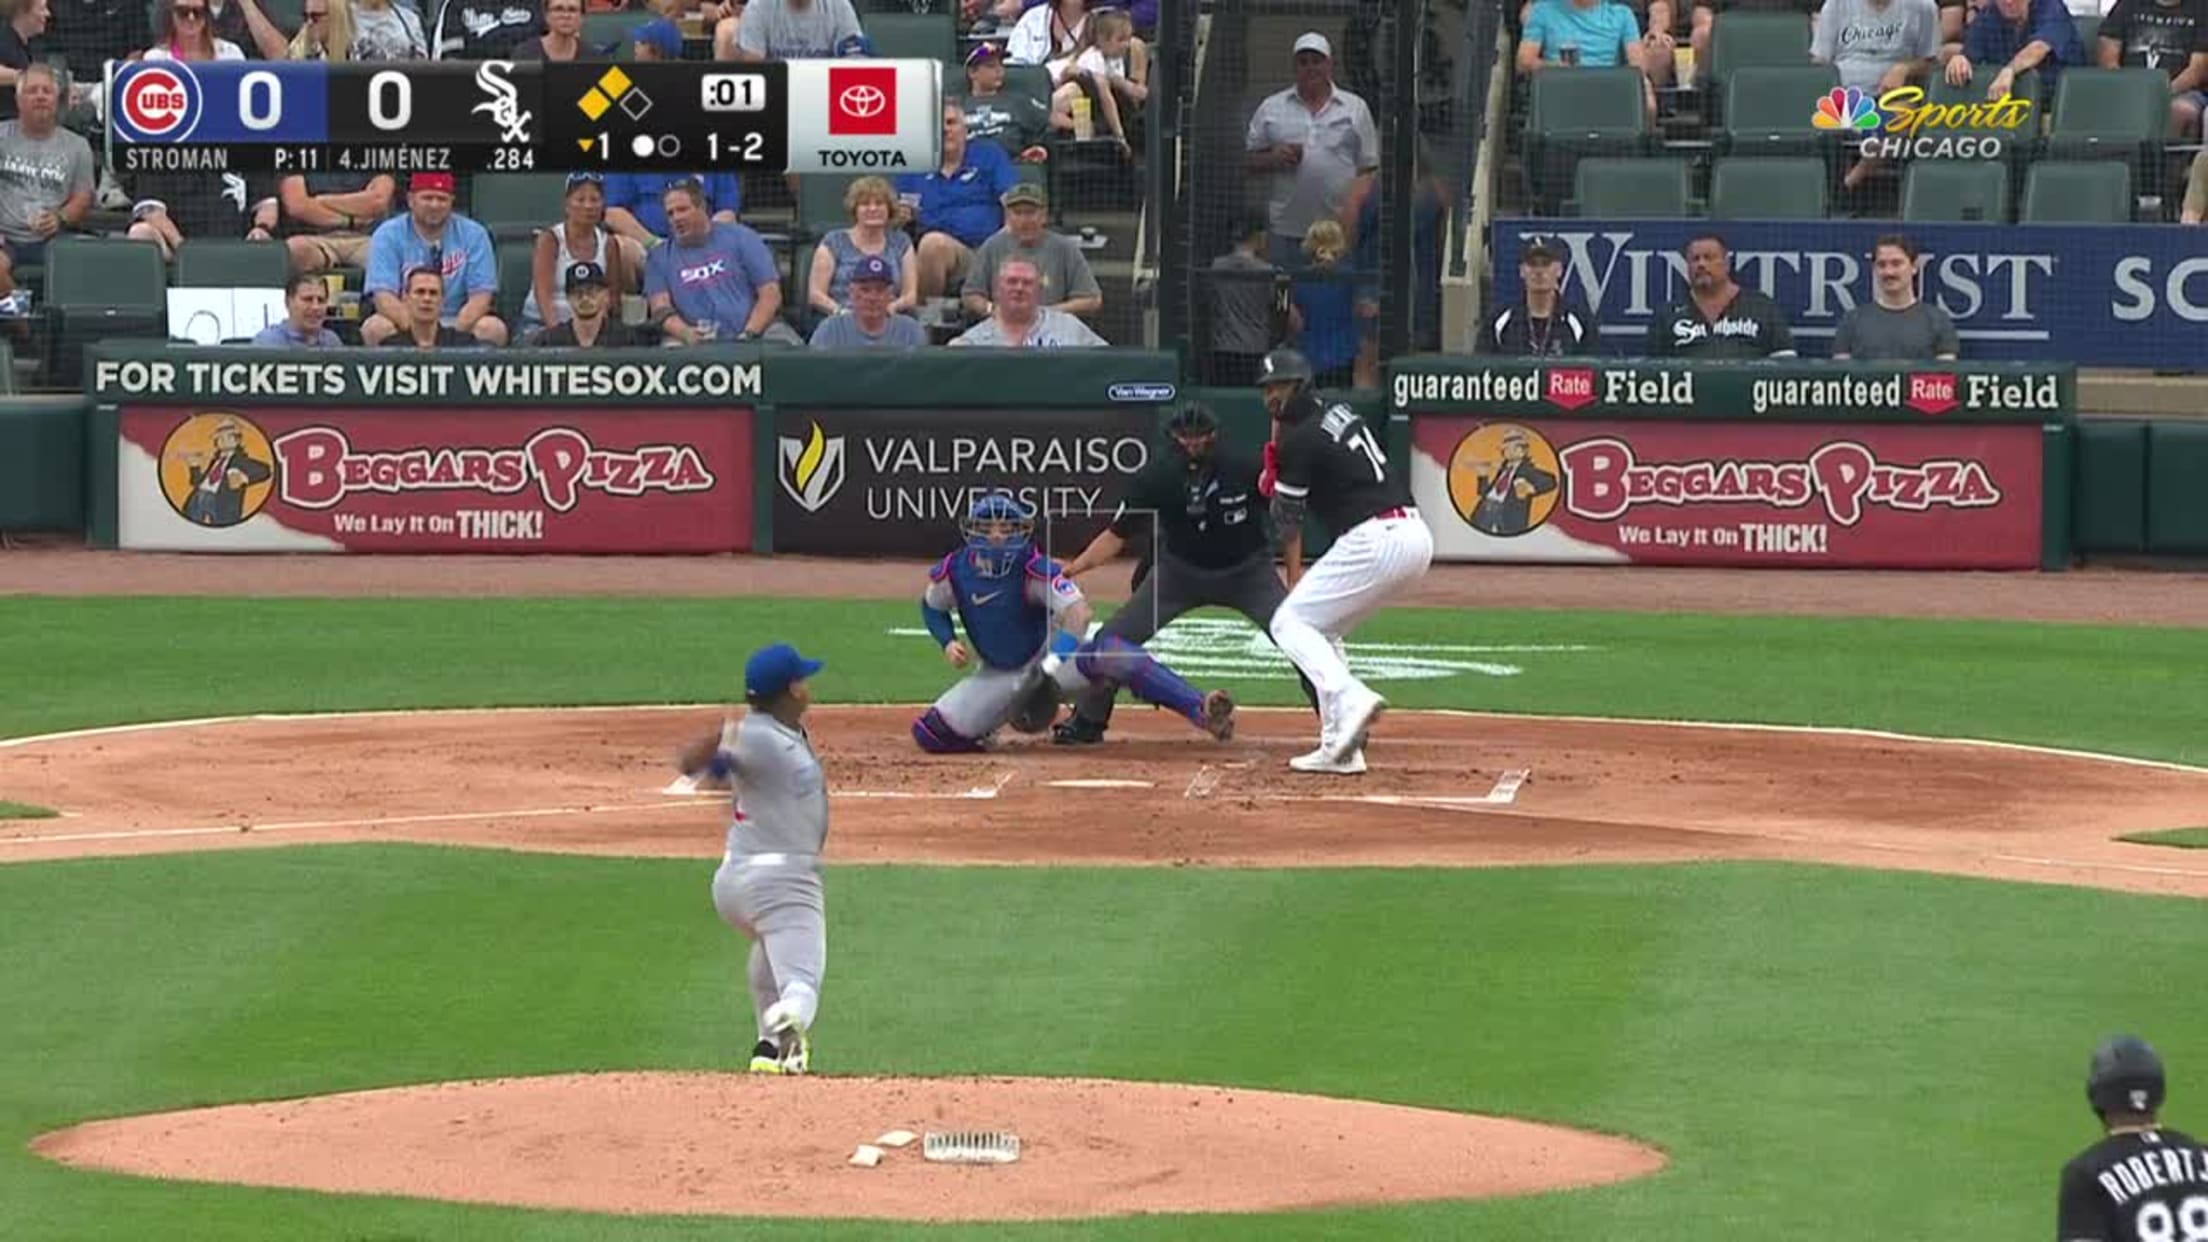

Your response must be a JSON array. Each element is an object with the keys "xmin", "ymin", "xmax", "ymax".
[
  {"xmin": 677, "ymin": 642, "xmax": 832, "ymax": 1076},
  {"xmin": 1257, "ymin": 347, "xmax": 1435, "ymax": 775},
  {"xmin": 2058, "ymin": 1034, "xmax": 2208, "ymax": 1242},
  {"xmin": 912, "ymin": 493, "xmax": 1236, "ymax": 753}
]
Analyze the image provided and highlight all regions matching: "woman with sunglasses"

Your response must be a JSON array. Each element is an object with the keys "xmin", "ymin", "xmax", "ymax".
[
  {"xmin": 351, "ymin": 0, "xmax": 427, "ymax": 60},
  {"xmin": 286, "ymin": 0, "xmax": 356, "ymax": 60},
  {"xmin": 143, "ymin": 0, "xmax": 247, "ymax": 60},
  {"xmin": 524, "ymin": 172, "xmax": 639, "ymax": 332}
]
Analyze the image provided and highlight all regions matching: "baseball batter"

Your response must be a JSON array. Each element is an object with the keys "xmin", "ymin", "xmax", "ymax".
[
  {"xmin": 2059, "ymin": 1035, "xmax": 2208, "ymax": 1242},
  {"xmin": 679, "ymin": 643, "xmax": 832, "ymax": 1076},
  {"xmin": 912, "ymin": 493, "xmax": 1237, "ymax": 752},
  {"xmin": 1257, "ymin": 347, "xmax": 1435, "ymax": 774}
]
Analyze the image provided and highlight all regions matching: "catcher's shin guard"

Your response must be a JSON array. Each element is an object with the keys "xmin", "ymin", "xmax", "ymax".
[
  {"xmin": 1076, "ymin": 635, "xmax": 1207, "ymax": 725},
  {"xmin": 912, "ymin": 708, "xmax": 987, "ymax": 754}
]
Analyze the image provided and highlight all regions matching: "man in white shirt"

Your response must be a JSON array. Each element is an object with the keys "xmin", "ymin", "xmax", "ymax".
[
  {"xmin": 950, "ymin": 256, "xmax": 1106, "ymax": 347},
  {"xmin": 1243, "ymin": 32, "xmax": 1380, "ymax": 270}
]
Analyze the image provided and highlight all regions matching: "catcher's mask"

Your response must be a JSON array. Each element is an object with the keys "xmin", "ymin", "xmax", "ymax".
[
  {"xmin": 2087, "ymin": 1034, "xmax": 2166, "ymax": 1118},
  {"xmin": 962, "ymin": 492, "xmax": 1036, "ymax": 579}
]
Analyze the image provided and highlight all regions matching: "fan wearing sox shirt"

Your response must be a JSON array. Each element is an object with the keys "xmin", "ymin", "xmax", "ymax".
[
  {"xmin": 2096, "ymin": 0, "xmax": 2208, "ymax": 140},
  {"xmin": 430, "ymin": 0, "xmax": 543, "ymax": 59},
  {"xmin": 1643, "ymin": 232, "xmax": 1797, "ymax": 360}
]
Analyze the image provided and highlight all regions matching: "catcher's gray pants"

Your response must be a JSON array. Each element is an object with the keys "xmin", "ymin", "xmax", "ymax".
[
  {"xmin": 1072, "ymin": 549, "xmax": 1318, "ymax": 729},
  {"xmin": 712, "ymin": 857, "xmax": 825, "ymax": 1041},
  {"xmin": 930, "ymin": 655, "xmax": 1091, "ymax": 742}
]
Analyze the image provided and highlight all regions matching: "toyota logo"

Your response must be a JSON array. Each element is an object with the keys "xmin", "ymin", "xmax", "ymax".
[
  {"xmin": 838, "ymin": 83, "xmax": 888, "ymax": 119},
  {"xmin": 117, "ymin": 64, "xmax": 200, "ymax": 142}
]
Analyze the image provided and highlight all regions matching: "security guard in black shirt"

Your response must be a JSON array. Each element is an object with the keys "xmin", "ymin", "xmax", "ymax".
[{"xmin": 1053, "ymin": 403, "xmax": 1318, "ymax": 744}]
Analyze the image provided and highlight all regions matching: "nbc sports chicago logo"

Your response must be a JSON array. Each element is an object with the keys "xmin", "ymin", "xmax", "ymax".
[{"xmin": 1811, "ymin": 84, "xmax": 2031, "ymax": 161}]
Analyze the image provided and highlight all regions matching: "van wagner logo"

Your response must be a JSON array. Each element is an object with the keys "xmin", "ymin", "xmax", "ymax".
[
  {"xmin": 779, "ymin": 421, "xmax": 847, "ymax": 512},
  {"xmin": 1812, "ymin": 84, "xmax": 2032, "ymax": 160}
]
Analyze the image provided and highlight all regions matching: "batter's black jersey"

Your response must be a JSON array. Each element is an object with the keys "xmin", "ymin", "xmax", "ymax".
[
  {"xmin": 1109, "ymin": 447, "xmax": 1270, "ymax": 570},
  {"xmin": 1273, "ymin": 396, "xmax": 1409, "ymax": 536},
  {"xmin": 2058, "ymin": 1128, "xmax": 2208, "ymax": 1241}
]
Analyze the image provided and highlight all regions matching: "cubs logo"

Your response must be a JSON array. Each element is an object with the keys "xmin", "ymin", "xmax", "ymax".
[
  {"xmin": 114, "ymin": 62, "xmax": 203, "ymax": 144},
  {"xmin": 1446, "ymin": 423, "xmax": 1563, "ymax": 539},
  {"xmin": 778, "ymin": 420, "xmax": 846, "ymax": 512},
  {"xmin": 159, "ymin": 412, "xmax": 276, "ymax": 528}
]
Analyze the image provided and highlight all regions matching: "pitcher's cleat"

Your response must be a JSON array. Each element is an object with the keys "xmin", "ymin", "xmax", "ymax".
[
  {"xmin": 764, "ymin": 1001, "xmax": 811, "ymax": 1075},
  {"xmin": 748, "ymin": 1039, "xmax": 786, "ymax": 1074},
  {"xmin": 1200, "ymin": 690, "xmax": 1237, "ymax": 741},
  {"xmin": 1290, "ymin": 746, "xmax": 1367, "ymax": 775}
]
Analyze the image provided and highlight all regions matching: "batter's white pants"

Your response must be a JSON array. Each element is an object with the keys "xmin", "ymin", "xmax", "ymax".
[{"xmin": 1268, "ymin": 510, "xmax": 1435, "ymax": 704}]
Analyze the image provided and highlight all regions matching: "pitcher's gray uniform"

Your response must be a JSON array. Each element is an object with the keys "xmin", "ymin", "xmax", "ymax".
[{"xmin": 709, "ymin": 710, "xmax": 830, "ymax": 1056}]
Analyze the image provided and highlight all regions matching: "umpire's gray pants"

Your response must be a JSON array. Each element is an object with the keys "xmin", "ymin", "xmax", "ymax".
[{"xmin": 1073, "ymin": 548, "xmax": 1310, "ymax": 729}]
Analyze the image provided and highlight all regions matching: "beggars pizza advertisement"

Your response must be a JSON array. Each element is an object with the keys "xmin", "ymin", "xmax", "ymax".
[
  {"xmin": 118, "ymin": 408, "xmax": 754, "ymax": 553},
  {"xmin": 1407, "ymin": 418, "xmax": 2044, "ymax": 569}
]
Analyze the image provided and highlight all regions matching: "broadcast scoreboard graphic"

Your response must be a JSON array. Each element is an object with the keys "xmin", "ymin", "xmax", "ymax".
[{"xmin": 104, "ymin": 57, "xmax": 941, "ymax": 175}]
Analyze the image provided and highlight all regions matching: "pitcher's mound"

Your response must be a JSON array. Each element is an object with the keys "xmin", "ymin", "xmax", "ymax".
[{"xmin": 34, "ymin": 1072, "xmax": 1666, "ymax": 1221}]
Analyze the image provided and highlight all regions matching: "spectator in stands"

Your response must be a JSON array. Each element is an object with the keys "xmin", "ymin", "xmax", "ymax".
[
  {"xmin": 896, "ymin": 101, "xmax": 1021, "ymax": 298},
  {"xmin": 527, "ymin": 172, "xmax": 639, "ymax": 334},
  {"xmin": 1518, "ymin": 0, "xmax": 1662, "ymax": 118},
  {"xmin": 1819, "ymin": 0, "xmax": 1941, "ymax": 190},
  {"xmin": 1287, "ymin": 220, "xmax": 1374, "ymax": 390},
  {"xmin": 1047, "ymin": 7, "xmax": 1146, "ymax": 156},
  {"xmin": 1007, "ymin": 0, "xmax": 1091, "ymax": 64},
  {"xmin": 2096, "ymin": 0, "xmax": 2208, "ymax": 138},
  {"xmin": 46, "ymin": 0, "xmax": 148, "ymax": 86},
  {"xmin": 1938, "ymin": 0, "xmax": 1974, "ymax": 60},
  {"xmin": 285, "ymin": 0, "xmax": 354, "ymax": 60},
  {"xmin": 604, "ymin": 171, "xmax": 742, "ymax": 249},
  {"xmin": 1644, "ymin": 232, "xmax": 1798, "ymax": 358},
  {"xmin": 2184, "ymin": 147, "xmax": 2208, "ymax": 220},
  {"xmin": 810, "ymin": 254, "xmax": 928, "ymax": 349},
  {"xmin": 1207, "ymin": 215, "xmax": 1283, "ymax": 387},
  {"xmin": 514, "ymin": 0, "xmax": 596, "ymax": 58},
  {"xmin": 383, "ymin": 265, "xmax": 482, "ymax": 349},
  {"xmin": 1245, "ymin": 33, "xmax": 1381, "ymax": 271},
  {"xmin": 125, "ymin": 170, "xmax": 279, "ymax": 261},
  {"xmin": 1690, "ymin": 0, "xmax": 1821, "ymax": 77},
  {"xmin": 254, "ymin": 273, "xmax": 342, "ymax": 347},
  {"xmin": 0, "ymin": 0, "xmax": 51, "ymax": 125},
  {"xmin": 642, "ymin": 16, "xmax": 690, "ymax": 60},
  {"xmin": 1524, "ymin": 0, "xmax": 1681, "ymax": 87},
  {"xmin": 428, "ymin": 0, "xmax": 544, "ymax": 59},
  {"xmin": 960, "ymin": 183, "xmax": 1099, "ymax": 323},
  {"xmin": 231, "ymin": 0, "xmax": 299, "ymax": 59},
  {"xmin": 0, "ymin": 64, "xmax": 91, "ymax": 297},
  {"xmin": 531, "ymin": 262, "xmax": 645, "ymax": 347},
  {"xmin": 361, "ymin": 172, "xmax": 507, "ymax": 347},
  {"xmin": 960, "ymin": 43, "xmax": 1056, "ymax": 163},
  {"xmin": 645, "ymin": 179, "xmax": 802, "ymax": 344},
  {"xmin": 280, "ymin": 171, "xmax": 396, "ymax": 275},
  {"xmin": 808, "ymin": 175, "xmax": 917, "ymax": 318},
  {"xmin": 1831, "ymin": 233, "xmax": 1960, "ymax": 360},
  {"xmin": 144, "ymin": 0, "xmax": 247, "ymax": 60},
  {"xmin": 1486, "ymin": 239, "xmax": 1600, "ymax": 356},
  {"xmin": 1949, "ymin": 0, "xmax": 2085, "ymax": 98},
  {"xmin": 730, "ymin": 0, "xmax": 861, "ymax": 60},
  {"xmin": 351, "ymin": 0, "xmax": 425, "ymax": 58},
  {"xmin": 950, "ymin": 255, "xmax": 1106, "ymax": 347}
]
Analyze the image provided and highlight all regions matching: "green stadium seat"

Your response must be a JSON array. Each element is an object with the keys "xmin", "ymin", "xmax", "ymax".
[
  {"xmin": 1571, "ymin": 157, "xmax": 1694, "ymax": 217},
  {"xmin": 2046, "ymin": 68, "xmax": 2167, "ymax": 189},
  {"xmin": 1709, "ymin": 156, "xmax": 1829, "ymax": 219},
  {"xmin": 583, "ymin": 10, "xmax": 655, "ymax": 55},
  {"xmin": 468, "ymin": 173, "xmax": 566, "ymax": 241},
  {"xmin": 863, "ymin": 12, "xmax": 957, "ymax": 67},
  {"xmin": 495, "ymin": 238, "xmax": 536, "ymax": 332},
  {"xmin": 1900, "ymin": 160, "xmax": 2012, "ymax": 223},
  {"xmin": 1706, "ymin": 11, "xmax": 1813, "ymax": 86},
  {"xmin": 796, "ymin": 173, "xmax": 860, "ymax": 235},
  {"xmin": 1522, "ymin": 68, "xmax": 1650, "ymax": 213},
  {"xmin": 2075, "ymin": 13, "xmax": 2101, "ymax": 52},
  {"xmin": 44, "ymin": 238, "xmax": 167, "ymax": 387},
  {"xmin": 1003, "ymin": 64, "xmax": 1054, "ymax": 111},
  {"xmin": 1721, "ymin": 65, "xmax": 1840, "ymax": 157},
  {"xmin": 2021, "ymin": 160, "xmax": 2134, "ymax": 223},
  {"xmin": 173, "ymin": 240, "xmax": 291, "ymax": 289},
  {"xmin": 0, "ymin": 337, "xmax": 19, "ymax": 396},
  {"xmin": 1923, "ymin": 65, "xmax": 2043, "ymax": 168}
]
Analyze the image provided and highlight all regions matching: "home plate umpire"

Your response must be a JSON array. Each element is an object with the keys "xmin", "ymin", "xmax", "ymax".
[{"xmin": 1052, "ymin": 402, "xmax": 1320, "ymax": 743}]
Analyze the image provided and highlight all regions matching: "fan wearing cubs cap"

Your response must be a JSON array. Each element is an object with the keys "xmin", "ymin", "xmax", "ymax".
[
  {"xmin": 674, "ymin": 643, "xmax": 834, "ymax": 1076},
  {"xmin": 807, "ymin": 254, "xmax": 927, "ymax": 350},
  {"xmin": 528, "ymin": 262, "xmax": 644, "ymax": 348},
  {"xmin": 2057, "ymin": 1034, "xmax": 2208, "ymax": 1241},
  {"xmin": 960, "ymin": 182, "xmax": 1102, "ymax": 323},
  {"xmin": 360, "ymin": 172, "xmax": 508, "ymax": 347}
]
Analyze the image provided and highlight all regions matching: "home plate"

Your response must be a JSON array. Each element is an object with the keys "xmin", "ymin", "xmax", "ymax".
[{"xmin": 1047, "ymin": 778, "xmax": 1156, "ymax": 790}]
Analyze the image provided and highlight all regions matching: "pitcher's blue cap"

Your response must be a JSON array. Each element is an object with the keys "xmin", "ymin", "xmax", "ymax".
[{"xmin": 746, "ymin": 643, "xmax": 825, "ymax": 698}]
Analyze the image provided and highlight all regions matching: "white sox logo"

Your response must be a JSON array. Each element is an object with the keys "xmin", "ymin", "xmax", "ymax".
[
  {"xmin": 778, "ymin": 421, "xmax": 847, "ymax": 512},
  {"xmin": 679, "ymin": 258, "xmax": 730, "ymax": 285}
]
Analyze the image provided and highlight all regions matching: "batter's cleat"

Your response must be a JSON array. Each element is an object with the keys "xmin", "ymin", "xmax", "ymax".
[
  {"xmin": 1290, "ymin": 746, "xmax": 1367, "ymax": 775},
  {"xmin": 1327, "ymin": 687, "xmax": 1386, "ymax": 763},
  {"xmin": 764, "ymin": 1001, "xmax": 810, "ymax": 1075},
  {"xmin": 748, "ymin": 1039, "xmax": 786, "ymax": 1074},
  {"xmin": 1052, "ymin": 716, "xmax": 1108, "ymax": 745},
  {"xmin": 1200, "ymin": 690, "xmax": 1237, "ymax": 741}
]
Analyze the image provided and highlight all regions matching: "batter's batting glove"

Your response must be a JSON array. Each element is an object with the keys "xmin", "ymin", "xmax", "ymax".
[{"xmin": 1259, "ymin": 441, "xmax": 1281, "ymax": 499}]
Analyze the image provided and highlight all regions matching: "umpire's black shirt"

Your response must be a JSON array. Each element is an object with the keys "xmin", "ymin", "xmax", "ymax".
[{"xmin": 1109, "ymin": 446, "xmax": 1269, "ymax": 570}]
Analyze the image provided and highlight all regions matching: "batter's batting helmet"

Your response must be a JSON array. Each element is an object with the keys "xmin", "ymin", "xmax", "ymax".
[
  {"xmin": 1257, "ymin": 348, "xmax": 1314, "ymax": 390},
  {"xmin": 2087, "ymin": 1034, "xmax": 2166, "ymax": 1117}
]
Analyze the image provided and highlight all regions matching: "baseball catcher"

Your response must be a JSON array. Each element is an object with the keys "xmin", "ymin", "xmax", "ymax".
[{"xmin": 911, "ymin": 493, "xmax": 1236, "ymax": 753}]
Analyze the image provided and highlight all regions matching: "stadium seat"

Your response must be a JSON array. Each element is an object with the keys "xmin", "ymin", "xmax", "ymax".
[
  {"xmin": 2046, "ymin": 68, "xmax": 2167, "ymax": 183},
  {"xmin": 1924, "ymin": 65, "xmax": 2043, "ymax": 167},
  {"xmin": 0, "ymin": 337, "xmax": 19, "ymax": 396},
  {"xmin": 43, "ymin": 238, "xmax": 167, "ymax": 386},
  {"xmin": 495, "ymin": 238, "xmax": 536, "ymax": 331},
  {"xmin": 1004, "ymin": 64, "xmax": 1054, "ymax": 112},
  {"xmin": 2021, "ymin": 160, "xmax": 2134, "ymax": 224},
  {"xmin": 1571, "ymin": 157, "xmax": 1694, "ymax": 217},
  {"xmin": 173, "ymin": 241, "xmax": 292, "ymax": 289},
  {"xmin": 469, "ymin": 173, "xmax": 565, "ymax": 241},
  {"xmin": 1900, "ymin": 160, "xmax": 2012, "ymax": 223},
  {"xmin": 1706, "ymin": 11, "xmax": 1813, "ymax": 86},
  {"xmin": 1709, "ymin": 157, "xmax": 1828, "ymax": 219},
  {"xmin": 1721, "ymin": 65, "xmax": 1840, "ymax": 157},
  {"xmin": 583, "ymin": 9, "xmax": 654, "ymax": 54},
  {"xmin": 863, "ymin": 12, "xmax": 957, "ymax": 67},
  {"xmin": 796, "ymin": 174, "xmax": 860, "ymax": 236},
  {"xmin": 1522, "ymin": 68, "xmax": 1649, "ymax": 213}
]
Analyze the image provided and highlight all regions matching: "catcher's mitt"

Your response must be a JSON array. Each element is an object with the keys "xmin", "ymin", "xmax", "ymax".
[{"xmin": 1007, "ymin": 669, "xmax": 1063, "ymax": 735}]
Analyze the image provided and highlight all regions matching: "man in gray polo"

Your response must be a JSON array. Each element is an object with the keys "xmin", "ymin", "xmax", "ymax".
[
  {"xmin": 950, "ymin": 256, "xmax": 1107, "ymax": 348},
  {"xmin": 1831, "ymin": 233, "xmax": 1960, "ymax": 362},
  {"xmin": 959, "ymin": 182, "xmax": 1103, "ymax": 323},
  {"xmin": 1243, "ymin": 31, "xmax": 1381, "ymax": 270}
]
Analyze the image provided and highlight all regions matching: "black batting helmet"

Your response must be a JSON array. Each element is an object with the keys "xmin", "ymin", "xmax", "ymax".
[
  {"xmin": 1257, "ymin": 348, "xmax": 1314, "ymax": 390},
  {"xmin": 1167, "ymin": 403, "xmax": 1219, "ymax": 436},
  {"xmin": 2087, "ymin": 1035, "xmax": 2166, "ymax": 1117}
]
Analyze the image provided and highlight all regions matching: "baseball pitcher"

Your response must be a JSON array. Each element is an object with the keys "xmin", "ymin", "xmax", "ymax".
[{"xmin": 912, "ymin": 493, "xmax": 1237, "ymax": 752}]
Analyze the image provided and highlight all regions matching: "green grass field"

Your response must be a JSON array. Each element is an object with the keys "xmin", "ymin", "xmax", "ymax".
[
  {"xmin": 2122, "ymin": 828, "xmax": 2208, "ymax": 850},
  {"xmin": 3, "ymin": 596, "xmax": 2204, "ymax": 1240}
]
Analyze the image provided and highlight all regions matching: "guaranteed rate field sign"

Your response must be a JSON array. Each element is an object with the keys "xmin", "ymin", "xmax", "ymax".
[
  {"xmin": 1407, "ymin": 417, "xmax": 2043, "ymax": 569},
  {"xmin": 118, "ymin": 407, "xmax": 754, "ymax": 553}
]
